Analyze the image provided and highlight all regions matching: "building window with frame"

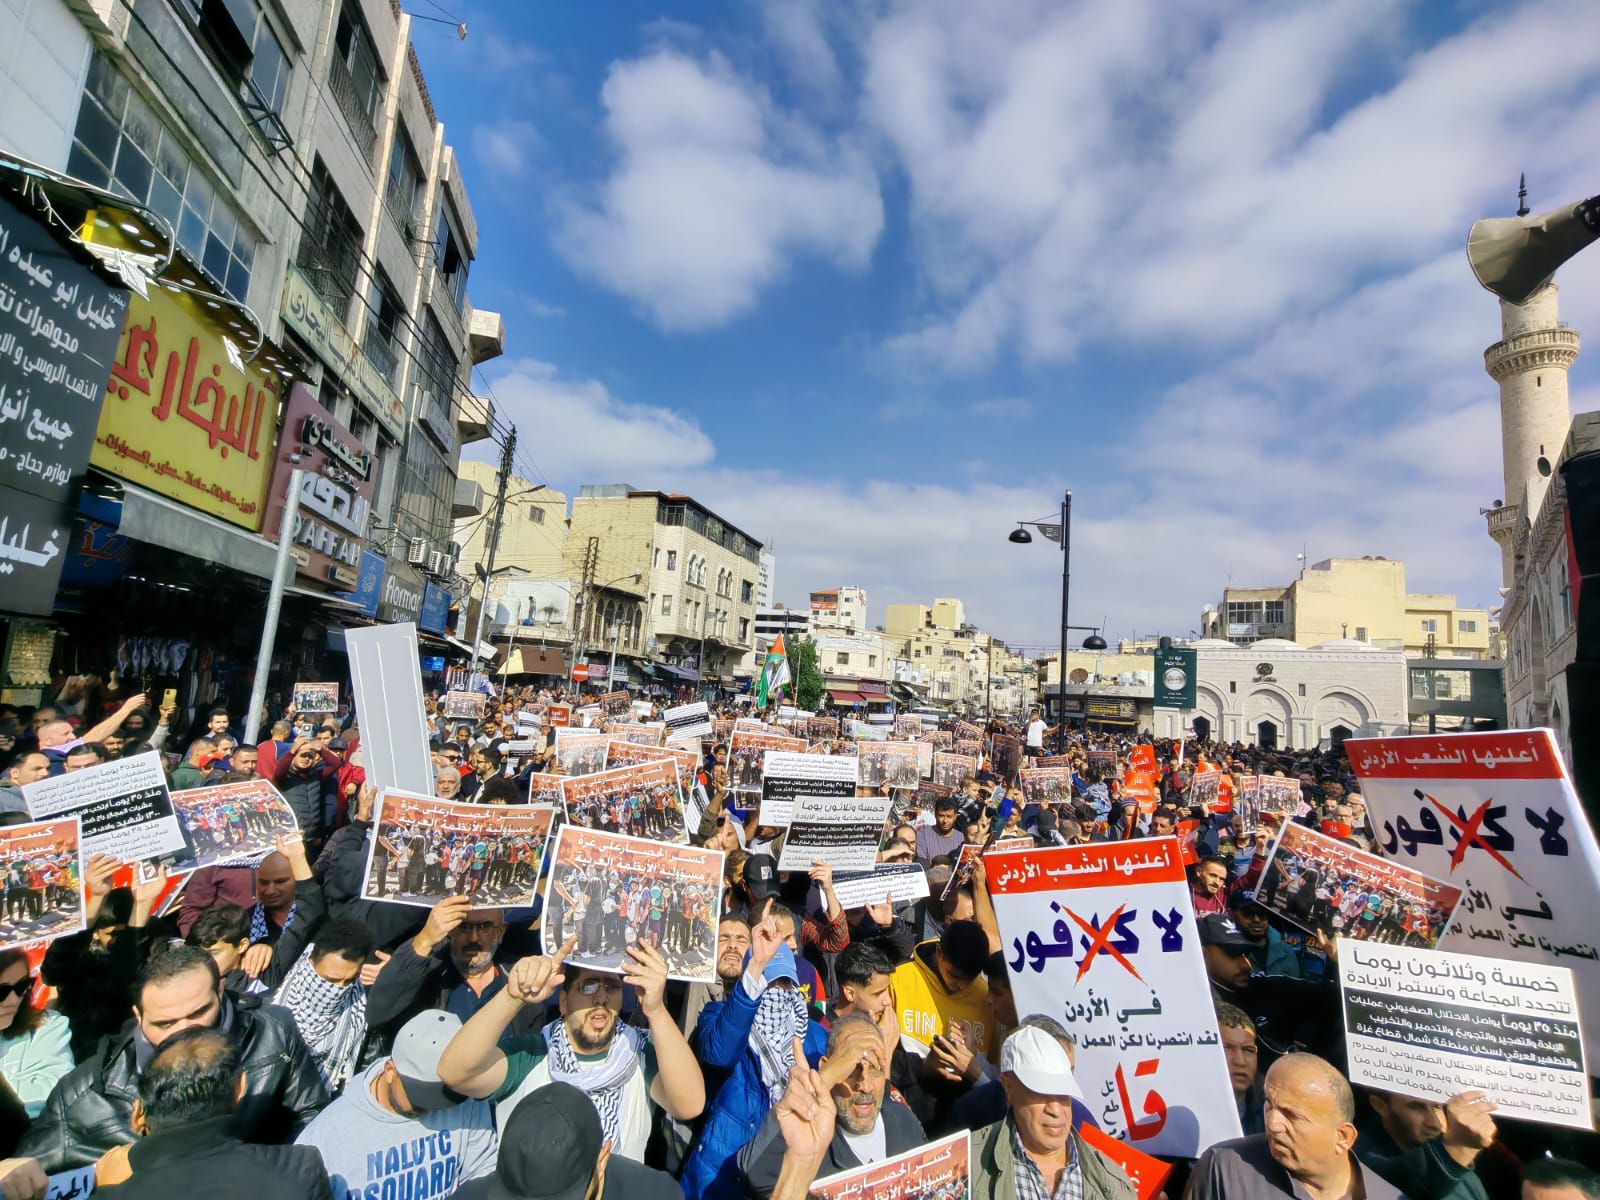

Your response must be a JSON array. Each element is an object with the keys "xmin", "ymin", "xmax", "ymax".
[
  {"xmin": 741, "ymin": 580, "xmax": 753, "ymax": 604},
  {"xmin": 666, "ymin": 551, "xmax": 676, "ymax": 571},
  {"xmin": 661, "ymin": 595, "xmax": 671, "ymax": 616},
  {"xmin": 363, "ymin": 270, "xmax": 404, "ymax": 385},
  {"xmin": 739, "ymin": 618, "xmax": 749, "ymax": 642},
  {"xmin": 1420, "ymin": 619, "xmax": 1438, "ymax": 634},
  {"xmin": 836, "ymin": 652, "xmax": 849, "ymax": 666},
  {"xmin": 329, "ymin": 3, "xmax": 383, "ymax": 156},
  {"xmin": 529, "ymin": 506, "xmax": 545, "ymax": 524},
  {"xmin": 433, "ymin": 201, "xmax": 471, "ymax": 313},
  {"xmin": 384, "ymin": 131, "xmax": 424, "ymax": 230},
  {"xmin": 299, "ymin": 158, "xmax": 363, "ymax": 313},
  {"xmin": 1458, "ymin": 619, "xmax": 1478, "ymax": 633}
]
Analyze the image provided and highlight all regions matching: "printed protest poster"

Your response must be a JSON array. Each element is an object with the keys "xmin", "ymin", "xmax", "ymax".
[
  {"xmin": 986, "ymin": 838, "xmax": 1242, "ymax": 1157},
  {"xmin": 1338, "ymin": 939, "xmax": 1591, "ymax": 1129},
  {"xmin": 0, "ymin": 818, "xmax": 84, "ymax": 950},
  {"xmin": 547, "ymin": 703, "xmax": 572, "ymax": 728},
  {"xmin": 777, "ymin": 791, "xmax": 893, "ymax": 873},
  {"xmin": 913, "ymin": 740, "xmax": 934, "ymax": 780},
  {"xmin": 849, "ymin": 720, "xmax": 889, "ymax": 743},
  {"xmin": 443, "ymin": 690, "xmax": 486, "ymax": 721},
  {"xmin": 808, "ymin": 1130, "xmax": 969, "ymax": 1200},
  {"xmin": 1187, "ymin": 772, "xmax": 1220, "ymax": 810},
  {"xmin": 1235, "ymin": 776, "xmax": 1263, "ymax": 832},
  {"xmin": 1128, "ymin": 744, "xmax": 1158, "ymax": 774},
  {"xmin": 1088, "ymin": 749, "xmax": 1117, "ymax": 774},
  {"xmin": 526, "ymin": 773, "xmax": 565, "ymax": 808},
  {"xmin": 608, "ymin": 722, "xmax": 664, "ymax": 747},
  {"xmin": 23, "ymin": 751, "xmax": 195, "ymax": 877},
  {"xmin": 926, "ymin": 729, "xmax": 954, "ymax": 749},
  {"xmin": 931, "ymin": 752, "xmax": 978, "ymax": 790},
  {"xmin": 805, "ymin": 716, "xmax": 839, "ymax": 741},
  {"xmin": 292, "ymin": 682, "xmax": 339, "ymax": 713},
  {"xmin": 562, "ymin": 760, "xmax": 689, "ymax": 844},
  {"xmin": 734, "ymin": 718, "xmax": 769, "ymax": 734},
  {"xmin": 858, "ymin": 741, "xmax": 920, "ymax": 790},
  {"xmin": 711, "ymin": 717, "xmax": 735, "ymax": 743},
  {"xmin": 1078, "ymin": 1123, "xmax": 1173, "ymax": 1200},
  {"xmin": 729, "ymin": 729, "xmax": 807, "ymax": 793},
  {"xmin": 543, "ymin": 826, "xmax": 723, "ymax": 983},
  {"xmin": 599, "ymin": 690, "xmax": 631, "ymax": 717},
  {"xmin": 1258, "ymin": 776, "xmax": 1301, "ymax": 818},
  {"xmin": 1018, "ymin": 767, "xmax": 1075, "ymax": 808},
  {"xmin": 946, "ymin": 836, "xmax": 1034, "ymax": 900},
  {"xmin": 1350, "ymin": 729, "xmax": 1600, "ymax": 1063},
  {"xmin": 954, "ymin": 720, "xmax": 982, "ymax": 742},
  {"xmin": 831, "ymin": 863, "xmax": 930, "ymax": 909},
  {"xmin": 1256, "ymin": 821, "xmax": 1462, "ymax": 948},
  {"xmin": 516, "ymin": 708, "xmax": 544, "ymax": 733},
  {"xmin": 894, "ymin": 715, "xmax": 924, "ymax": 738},
  {"xmin": 605, "ymin": 738, "xmax": 699, "ymax": 779},
  {"xmin": 759, "ymin": 751, "xmax": 859, "ymax": 827},
  {"xmin": 954, "ymin": 738, "xmax": 983, "ymax": 759},
  {"xmin": 171, "ymin": 780, "xmax": 299, "ymax": 869},
  {"xmin": 553, "ymin": 732, "xmax": 609, "ymax": 778},
  {"xmin": 363, "ymin": 789, "xmax": 554, "ymax": 908}
]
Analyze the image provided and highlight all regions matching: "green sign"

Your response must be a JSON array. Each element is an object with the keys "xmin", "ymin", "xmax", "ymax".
[{"xmin": 1153, "ymin": 648, "xmax": 1197, "ymax": 710}]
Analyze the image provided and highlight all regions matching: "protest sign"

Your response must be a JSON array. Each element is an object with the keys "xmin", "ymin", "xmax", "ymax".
[
  {"xmin": 662, "ymin": 700, "xmax": 713, "ymax": 748},
  {"xmin": 777, "ymin": 791, "xmax": 893, "ymax": 873},
  {"xmin": 547, "ymin": 703, "xmax": 572, "ymax": 728},
  {"xmin": 171, "ymin": 780, "xmax": 299, "ymax": 869},
  {"xmin": 849, "ymin": 720, "xmax": 889, "ymax": 742},
  {"xmin": 932, "ymin": 753, "xmax": 978, "ymax": 790},
  {"xmin": 346, "ymin": 630, "xmax": 432, "ymax": 785},
  {"xmin": 526, "ymin": 773, "xmax": 565, "ymax": 808},
  {"xmin": 44, "ymin": 1167, "xmax": 95, "ymax": 1200},
  {"xmin": 1078, "ymin": 1123, "xmax": 1173, "ymax": 1200},
  {"xmin": 599, "ymin": 690, "xmax": 630, "ymax": 717},
  {"xmin": 1235, "ymin": 776, "xmax": 1262, "ymax": 832},
  {"xmin": 608, "ymin": 722, "xmax": 664, "ymax": 747},
  {"xmin": 292, "ymin": 682, "xmax": 338, "ymax": 713},
  {"xmin": 516, "ymin": 708, "xmax": 544, "ymax": 733},
  {"xmin": 735, "ymin": 718, "xmax": 769, "ymax": 733},
  {"xmin": 945, "ymin": 836, "xmax": 1033, "ymax": 900},
  {"xmin": 913, "ymin": 740, "xmax": 934, "ymax": 780},
  {"xmin": 805, "ymin": 716, "xmax": 839, "ymax": 741},
  {"xmin": 1258, "ymin": 777, "xmax": 1301, "ymax": 817},
  {"xmin": 729, "ymin": 729, "xmax": 807, "ymax": 793},
  {"xmin": 1034, "ymin": 756, "xmax": 1075, "ymax": 769},
  {"xmin": 807, "ymin": 1130, "xmax": 969, "ymax": 1200},
  {"xmin": 1018, "ymin": 767, "xmax": 1074, "ymax": 808},
  {"xmin": 759, "ymin": 751, "xmax": 858, "ymax": 827},
  {"xmin": 0, "ymin": 818, "xmax": 84, "ymax": 951},
  {"xmin": 605, "ymin": 738, "xmax": 699, "ymax": 778},
  {"xmin": 954, "ymin": 739, "xmax": 982, "ymax": 759},
  {"xmin": 894, "ymin": 715, "xmax": 924, "ymax": 737},
  {"xmin": 543, "ymin": 826, "xmax": 723, "ymax": 983},
  {"xmin": 1255, "ymin": 821, "xmax": 1461, "ymax": 948},
  {"xmin": 553, "ymin": 732, "xmax": 609, "ymax": 777},
  {"xmin": 1129, "ymin": 745, "xmax": 1158, "ymax": 774},
  {"xmin": 23, "ymin": 752, "xmax": 194, "ymax": 877},
  {"xmin": 1088, "ymin": 749, "xmax": 1117, "ymax": 774},
  {"xmin": 363, "ymin": 790, "xmax": 554, "ymax": 909},
  {"xmin": 831, "ymin": 863, "xmax": 929, "ymax": 909},
  {"xmin": 443, "ymin": 690, "xmax": 486, "ymax": 720},
  {"xmin": 926, "ymin": 729, "xmax": 954, "ymax": 749},
  {"xmin": 1187, "ymin": 772, "xmax": 1220, "ymax": 810},
  {"xmin": 1338, "ymin": 939, "xmax": 1590, "ymax": 1129},
  {"xmin": 986, "ymin": 838, "xmax": 1242, "ymax": 1157},
  {"xmin": 711, "ymin": 717, "xmax": 735, "ymax": 743},
  {"xmin": 954, "ymin": 720, "xmax": 982, "ymax": 741},
  {"xmin": 1350, "ymin": 728, "xmax": 1600, "ymax": 1062},
  {"xmin": 561, "ymin": 761, "xmax": 689, "ymax": 844},
  {"xmin": 858, "ymin": 741, "xmax": 920, "ymax": 790}
]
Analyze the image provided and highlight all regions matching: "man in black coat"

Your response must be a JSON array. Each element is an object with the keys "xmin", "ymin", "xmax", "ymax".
[
  {"xmin": 93, "ymin": 1025, "xmax": 331, "ymax": 1197},
  {"xmin": 18, "ymin": 945, "xmax": 328, "ymax": 1171}
]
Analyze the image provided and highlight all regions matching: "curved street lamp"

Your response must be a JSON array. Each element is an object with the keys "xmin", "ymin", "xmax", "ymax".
[{"xmin": 1008, "ymin": 490, "xmax": 1109, "ymax": 752}]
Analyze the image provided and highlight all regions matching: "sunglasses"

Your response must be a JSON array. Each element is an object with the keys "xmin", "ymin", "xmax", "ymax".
[
  {"xmin": 576, "ymin": 977, "xmax": 623, "ymax": 997},
  {"xmin": 0, "ymin": 979, "xmax": 31, "ymax": 1001}
]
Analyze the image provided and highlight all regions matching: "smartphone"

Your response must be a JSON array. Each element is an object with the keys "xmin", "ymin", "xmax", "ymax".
[{"xmin": 161, "ymin": 688, "xmax": 177, "ymax": 710}]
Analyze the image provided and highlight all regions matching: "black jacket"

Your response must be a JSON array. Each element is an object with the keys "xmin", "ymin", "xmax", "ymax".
[
  {"xmin": 273, "ymin": 751, "xmax": 338, "ymax": 844},
  {"xmin": 17, "ymin": 994, "xmax": 329, "ymax": 1171},
  {"xmin": 313, "ymin": 820, "xmax": 427, "ymax": 954},
  {"xmin": 98, "ymin": 1115, "xmax": 331, "ymax": 1199},
  {"xmin": 738, "ymin": 1096, "xmax": 925, "ymax": 1198}
]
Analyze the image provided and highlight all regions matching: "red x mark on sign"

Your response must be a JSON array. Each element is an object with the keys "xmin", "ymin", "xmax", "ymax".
[
  {"xmin": 1424, "ymin": 794, "xmax": 1527, "ymax": 882},
  {"xmin": 1062, "ymin": 902, "xmax": 1145, "ymax": 985}
]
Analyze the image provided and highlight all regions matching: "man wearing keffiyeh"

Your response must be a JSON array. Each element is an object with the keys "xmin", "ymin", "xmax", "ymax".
[
  {"xmin": 681, "ymin": 915, "xmax": 830, "ymax": 1200},
  {"xmin": 270, "ymin": 919, "xmax": 375, "ymax": 1093}
]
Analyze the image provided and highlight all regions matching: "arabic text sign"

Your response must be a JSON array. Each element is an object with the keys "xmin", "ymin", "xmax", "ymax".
[
  {"xmin": 1349, "ymin": 729, "xmax": 1600, "ymax": 1064},
  {"xmin": 759, "ymin": 750, "xmax": 858, "ymax": 827},
  {"xmin": 777, "ymin": 790, "xmax": 891, "ymax": 873},
  {"xmin": 1338, "ymin": 939, "xmax": 1591, "ymax": 1130},
  {"xmin": 92, "ymin": 283, "xmax": 280, "ymax": 529},
  {"xmin": 808, "ymin": 1130, "xmax": 969, "ymax": 1200},
  {"xmin": 443, "ymin": 690, "xmax": 486, "ymax": 720},
  {"xmin": 729, "ymin": 729, "xmax": 806, "ymax": 793},
  {"xmin": 0, "ymin": 192, "xmax": 126, "ymax": 505},
  {"xmin": 986, "ymin": 838, "xmax": 1242, "ymax": 1158},
  {"xmin": 0, "ymin": 817, "xmax": 85, "ymax": 952},
  {"xmin": 560, "ymin": 759, "xmax": 690, "ymax": 845},
  {"xmin": 264, "ymin": 384, "xmax": 374, "ymax": 590},
  {"xmin": 830, "ymin": 863, "xmax": 930, "ymax": 909},
  {"xmin": 0, "ymin": 482, "xmax": 74, "ymax": 616},
  {"xmin": 22, "ymin": 751, "xmax": 193, "ymax": 873}
]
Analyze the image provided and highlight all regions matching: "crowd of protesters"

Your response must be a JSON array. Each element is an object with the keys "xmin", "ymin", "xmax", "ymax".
[{"xmin": 0, "ymin": 678, "xmax": 1591, "ymax": 1200}]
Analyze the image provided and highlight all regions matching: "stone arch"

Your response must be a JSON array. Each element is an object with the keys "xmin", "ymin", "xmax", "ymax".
[{"xmin": 1315, "ymin": 689, "xmax": 1372, "ymax": 746}]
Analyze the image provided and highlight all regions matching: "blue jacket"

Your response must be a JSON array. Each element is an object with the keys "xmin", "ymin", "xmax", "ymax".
[
  {"xmin": 681, "ymin": 981, "xmax": 826, "ymax": 1200},
  {"xmin": 1247, "ymin": 925, "xmax": 1303, "ymax": 979}
]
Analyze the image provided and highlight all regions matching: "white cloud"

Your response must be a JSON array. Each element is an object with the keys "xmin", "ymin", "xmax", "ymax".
[
  {"xmin": 521, "ymin": 297, "xmax": 567, "ymax": 319},
  {"xmin": 472, "ymin": 121, "xmax": 540, "ymax": 178},
  {"xmin": 554, "ymin": 50, "xmax": 884, "ymax": 330}
]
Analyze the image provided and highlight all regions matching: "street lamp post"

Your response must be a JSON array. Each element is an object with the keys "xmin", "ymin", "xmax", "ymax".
[{"xmin": 1009, "ymin": 489, "xmax": 1108, "ymax": 754}]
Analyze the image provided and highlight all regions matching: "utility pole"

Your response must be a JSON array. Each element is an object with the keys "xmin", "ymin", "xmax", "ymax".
[
  {"xmin": 570, "ymin": 536, "xmax": 599, "ymax": 691},
  {"xmin": 467, "ymin": 425, "xmax": 516, "ymax": 661}
]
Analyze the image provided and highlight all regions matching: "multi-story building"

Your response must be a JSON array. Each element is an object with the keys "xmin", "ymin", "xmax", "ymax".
[
  {"xmin": 810, "ymin": 586, "xmax": 867, "ymax": 630},
  {"xmin": 885, "ymin": 598, "xmax": 990, "ymax": 713},
  {"xmin": 566, "ymin": 487, "xmax": 762, "ymax": 692},
  {"xmin": 1200, "ymin": 558, "xmax": 1493, "ymax": 658},
  {"xmin": 757, "ymin": 547, "xmax": 776, "ymax": 609}
]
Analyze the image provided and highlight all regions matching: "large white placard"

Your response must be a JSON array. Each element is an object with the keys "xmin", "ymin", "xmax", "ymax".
[
  {"xmin": 346, "ymin": 622, "xmax": 434, "ymax": 798},
  {"xmin": 777, "ymin": 791, "xmax": 893, "ymax": 873},
  {"xmin": 758, "ymin": 750, "xmax": 857, "ymax": 826},
  {"xmin": 23, "ymin": 751, "xmax": 193, "ymax": 874}
]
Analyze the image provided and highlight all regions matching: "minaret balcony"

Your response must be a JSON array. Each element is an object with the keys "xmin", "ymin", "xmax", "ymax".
[{"xmin": 1484, "ymin": 327, "xmax": 1581, "ymax": 380}]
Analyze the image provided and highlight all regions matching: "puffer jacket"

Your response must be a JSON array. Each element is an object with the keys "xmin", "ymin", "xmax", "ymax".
[
  {"xmin": 272, "ymin": 749, "xmax": 339, "ymax": 846},
  {"xmin": 681, "ymin": 982, "xmax": 827, "ymax": 1200},
  {"xmin": 17, "ymin": 993, "xmax": 328, "ymax": 1171}
]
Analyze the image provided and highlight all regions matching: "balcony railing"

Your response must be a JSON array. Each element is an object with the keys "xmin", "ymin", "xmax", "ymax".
[
  {"xmin": 362, "ymin": 331, "xmax": 400, "ymax": 386},
  {"xmin": 327, "ymin": 56, "xmax": 377, "ymax": 159}
]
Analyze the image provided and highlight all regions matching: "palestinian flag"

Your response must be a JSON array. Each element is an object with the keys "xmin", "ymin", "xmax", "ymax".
[{"xmin": 756, "ymin": 635, "xmax": 793, "ymax": 710}]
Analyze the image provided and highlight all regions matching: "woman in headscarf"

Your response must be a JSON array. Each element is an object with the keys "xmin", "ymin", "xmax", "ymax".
[{"xmin": 270, "ymin": 918, "xmax": 373, "ymax": 1093}]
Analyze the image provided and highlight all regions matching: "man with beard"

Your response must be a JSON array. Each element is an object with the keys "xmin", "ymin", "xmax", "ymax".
[
  {"xmin": 738, "ymin": 1013, "xmax": 924, "ymax": 1197},
  {"xmin": 366, "ymin": 899, "xmax": 528, "ymax": 1039},
  {"xmin": 679, "ymin": 916, "xmax": 752, "ymax": 1040},
  {"xmin": 437, "ymin": 936, "xmax": 704, "ymax": 1163}
]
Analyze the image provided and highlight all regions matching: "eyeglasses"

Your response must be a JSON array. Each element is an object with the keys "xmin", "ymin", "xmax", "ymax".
[
  {"xmin": 0, "ymin": 979, "xmax": 31, "ymax": 1001},
  {"xmin": 576, "ymin": 977, "xmax": 623, "ymax": 997},
  {"xmin": 455, "ymin": 921, "xmax": 502, "ymax": 937}
]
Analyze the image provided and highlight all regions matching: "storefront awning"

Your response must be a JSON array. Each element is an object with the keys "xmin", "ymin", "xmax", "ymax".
[
  {"xmin": 828, "ymin": 689, "xmax": 865, "ymax": 704},
  {"xmin": 655, "ymin": 663, "xmax": 700, "ymax": 681},
  {"xmin": 503, "ymin": 646, "xmax": 568, "ymax": 676},
  {"xmin": 856, "ymin": 682, "xmax": 887, "ymax": 696},
  {"xmin": 117, "ymin": 483, "xmax": 277, "ymax": 579}
]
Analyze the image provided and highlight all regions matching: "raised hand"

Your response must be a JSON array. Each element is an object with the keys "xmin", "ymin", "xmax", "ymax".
[{"xmin": 622, "ymin": 938, "xmax": 669, "ymax": 1016}]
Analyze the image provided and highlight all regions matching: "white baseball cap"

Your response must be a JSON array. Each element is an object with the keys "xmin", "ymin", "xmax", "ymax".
[{"xmin": 1000, "ymin": 1025, "xmax": 1083, "ymax": 1100}]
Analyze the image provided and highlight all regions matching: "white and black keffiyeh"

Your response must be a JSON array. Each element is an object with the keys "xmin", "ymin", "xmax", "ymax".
[
  {"xmin": 751, "ymin": 985, "xmax": 809, "ymax": 1103},
  {"xmin": 271, "ymin": 947, "xmax": 366, "ymax": 1091},
  {"xmin": 249, "ymin": 900, "xmax": 293, "ymax": 944},
  {"xmin": 544, "ymin": 1019, "xmax": 645, "ymax": 1146}
]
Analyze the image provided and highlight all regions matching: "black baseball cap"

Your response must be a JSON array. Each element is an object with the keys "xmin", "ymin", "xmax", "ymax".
[
  {"xmin": 1197, "ymin": 913, "xmax": 1255, "ymax": 953},
  {"xmin": 486, "ymin": 1082, "xmax": 601, "ymax": 1200},
  {"xmin": 744, "ymin": 853, "xmax": 781, "ymax": 901}
]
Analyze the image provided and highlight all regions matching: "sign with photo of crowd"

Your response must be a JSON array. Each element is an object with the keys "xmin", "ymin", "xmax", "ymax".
[
  {"xmin": 170, "ymin": 779, "xmax": 300, "ymax": 869},
  {"xmin": 729, "ymin": 729, "xmax": 807, "ymax": 793},
  {"xmin": 807, "ymin": 1130, "xmax": 969, "ymax": 1200},
  {"xmin": 0, "ymin": 818, "xmax": 84, "ymax": 952},
  {"xmin": 362, "ymin": 789, "xmax": 554, "ymax": 909},
  {"xmin": 561, "ymin": 760, "xmax": 690, "ymax": 844},
  {"xmin": 857, "ymin": 741, "xmax": 920, "ymax": 790},
  {"xmin": 543, "ymin": 827, "xmax": 723, "ymax": 984}
]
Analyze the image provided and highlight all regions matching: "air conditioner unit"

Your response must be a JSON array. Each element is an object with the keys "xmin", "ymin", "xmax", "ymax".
[
  {"xmin": 447, "ymin": 541, "xmax": 462, "ymax": 559},
  {"xmin": 428, "ymin": 551, "xmax": 456, "ymax": 577},
  {"xmin": 406, "ymin": 538, "xmax": 428, "ymax": 565}
]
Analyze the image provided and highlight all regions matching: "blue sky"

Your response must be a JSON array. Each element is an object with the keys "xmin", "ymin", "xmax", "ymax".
[{"xmin": 417, "ymin": 0, "xmax": 1600, "ymax": 650}]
